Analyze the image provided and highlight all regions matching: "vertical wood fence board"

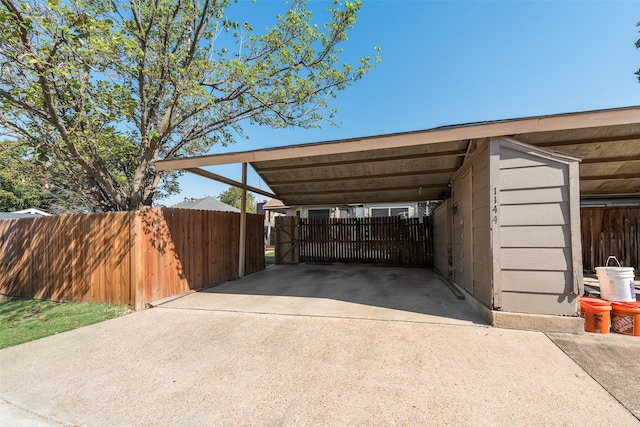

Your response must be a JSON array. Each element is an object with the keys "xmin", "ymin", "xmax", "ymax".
[
  {"xmin": 292, "ymin": 216, "xmax": 433, "ymax": 266},
  {"xmin": 0, "ymin": 208, "xmax": 264, "ymax": 308},
  {"xmin": 581, "ymin": 207, "xmax": 639, "ymax": 271}
]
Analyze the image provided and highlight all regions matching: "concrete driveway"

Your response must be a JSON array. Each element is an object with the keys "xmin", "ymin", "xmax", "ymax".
[
  {"xmin": 159, "ymin": 264, "xmax": 486, "ymax": 325},
  {"xmin": 1, "ymin": 265, "xmax": 638, "ymax": 426}
]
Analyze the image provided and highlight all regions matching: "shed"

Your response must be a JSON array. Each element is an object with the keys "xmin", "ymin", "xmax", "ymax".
[{"xmin": 434, "ymin": 138, "xmax": 583, "ymax": 328}]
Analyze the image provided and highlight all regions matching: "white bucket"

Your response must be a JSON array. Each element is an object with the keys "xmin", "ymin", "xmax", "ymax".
[{"xmin": 596, "ymin": 256, "xmax": 636, "ymax": 302}]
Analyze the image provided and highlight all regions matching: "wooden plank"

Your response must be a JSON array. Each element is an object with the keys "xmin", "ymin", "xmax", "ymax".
[
  {"xmin": 500, "ymin": 187, "xmax": 569, "ymax": 205},
  {"xmin": 501, "ymin": 247, "xmax": 571, "ymax": 271},
  {"xmin": 276, "ymin": 216, "xmax": 299, "ymax": 264},
  {"xmin": 472, "ymin": 260, "xmax": 492, "ymax": 306},
  {"xmin": 130, "ymin": 211, "xmax": 142, "ymax": 308},
  {"xmin": 500, "ymin": 146, "xmax": 557, "ymax": 169},
  {"xmin": 238, "ymin": 163, "xmax": 247, "ymax": 277},
  {"xmin": 501, "ymin": 225, "xmax": 570, "ymax": 248},
  {"xmin": 500, "ymin": 165, "xmax": 568, "ymax": 190},
  {"xmin": 500, "ymin": 203, "xmax": 569, "ymax": 226},
  {"xmin": 501, "ymin": 270, "xmax": 573, "ymax": 293},
  {"xmin": 501, "ymin": 291, "xmax": 578, "ymax": 316},
  {"xmin": 433, "ymin": 200, "xmax": 451, "ymax": 278},
  {"xmin": 490, "ymin": 138, "xmax": 502, "ymax": 309},
  {"xmin": 580, "ymin": 207, "xmax": 640, "ymax": 271},
  {"xmin": 567, "ymin": 160, "xmax": 583, "ymax": 296}
]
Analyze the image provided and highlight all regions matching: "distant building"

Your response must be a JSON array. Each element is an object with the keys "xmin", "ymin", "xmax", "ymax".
[
  {"xmin": 263, "ymin": 201, "xmax": 431, "ymax": 219},
  {"xmin": 258, "ymin": 199, "xmax": 285, "ymax": 247},
  {"xmin": 171, "ymin": 196, "xmax": 240, "ymax": 213},
  {"xmin": 0, "ymin": 208, "xmax": 51, "ymax": 220}
]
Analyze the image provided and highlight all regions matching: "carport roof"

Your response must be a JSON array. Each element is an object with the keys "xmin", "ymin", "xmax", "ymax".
[{"xmin": 156, "ymin": 106, "xmax": 640, "ymax": 206}]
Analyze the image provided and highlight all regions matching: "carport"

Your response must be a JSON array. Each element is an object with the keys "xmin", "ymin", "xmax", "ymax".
[{"xmin": 156, "ymin": 106, "xmax": 640, "ymax": 331}]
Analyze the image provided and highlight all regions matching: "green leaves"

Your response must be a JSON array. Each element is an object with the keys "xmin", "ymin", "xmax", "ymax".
[
  {"xmin": 1, "ymin": 0, "xmax": 378, "ymax": 211},
  {"xmin": 219, "ymin": 186, "xmax": 256, "ymax": 213},
  {"xmin": 0, "ymin": 140, "xmax": 45, "ymax": 211},
  {"xmin": 636, "ymin": 22, "xmax": 640, "ymax": 82}
]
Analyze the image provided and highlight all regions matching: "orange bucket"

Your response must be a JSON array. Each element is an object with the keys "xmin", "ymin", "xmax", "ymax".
[
  {"xmin": 580, "ymin": 297, "xmax": 611, "ymax": 334},
  {"xmin": 610, "ymin": 301, "xmax": 640, "ymax": 337}
]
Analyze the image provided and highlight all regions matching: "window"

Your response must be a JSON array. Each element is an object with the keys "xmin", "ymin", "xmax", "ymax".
[
  {"xmin": 370, "ymin": 207, "xmax": 410, "ymax": 218},
  {"xmin": 308, "ymin": 209, "xmax": 330, "ymax": 219},
  {"xmin": 390, "ymin": 208, "xmax": 409, "ymax": 218}
]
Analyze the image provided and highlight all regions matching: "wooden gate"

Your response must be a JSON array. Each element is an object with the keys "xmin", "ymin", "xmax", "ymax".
[
  {"xmin": 275, "ymin": 216, "xmax": 299, "ymax": 264},
  {"xmin": 276, "ymin": 216, "xmax": 433, "ymax": 266}
]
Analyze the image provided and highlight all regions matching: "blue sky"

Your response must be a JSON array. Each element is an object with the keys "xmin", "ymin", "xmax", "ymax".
[{"xmin": 160, "ymin": 0, "xmax": 640, "ymax": 206}]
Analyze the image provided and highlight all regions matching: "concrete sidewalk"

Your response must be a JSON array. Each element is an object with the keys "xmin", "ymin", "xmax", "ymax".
[
  {"xmin": 1, "ymin": 266, "xmax": 638, "ymax": 426},
  {"xmin": 548, "ymin": 331, "xmax": 640, "ymax": 420}
]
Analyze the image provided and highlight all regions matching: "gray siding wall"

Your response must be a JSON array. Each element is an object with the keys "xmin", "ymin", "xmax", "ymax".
[
  {"xmin": 471, "ymin": 144, "xmax": 492, "ymax": 307},
  {"xmin": 452, "ymin": 168, "xmax": 471, "ymax": 291},
  {"xmin": 451, "ymin": 141, "xmax": 492, "ymax": 307},
  {"xmin": 497, "ymin": 140, "xmax": 579, "ymax": 315},
  {"xmin": 433, "ymin": 199, "xmax": 451, "ymax": 278}
]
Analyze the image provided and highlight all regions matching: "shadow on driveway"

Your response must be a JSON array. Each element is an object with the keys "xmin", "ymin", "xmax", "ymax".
[
  {"xmin": 547, "ymin": 331, "xmax": 640, "ymax": 421},
  {"xmin": 160, "ymin": 264, "xmax": 487, "ymax": 325}
]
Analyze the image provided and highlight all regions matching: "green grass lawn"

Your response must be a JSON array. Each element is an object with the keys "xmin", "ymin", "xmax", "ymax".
[
  {"xmin": 265, "ymin": 251, "xmax": 275, "ymax": 265},
  {"xmin": 0, "ymin": 297, "xmax": 131, "ymax": 349}
]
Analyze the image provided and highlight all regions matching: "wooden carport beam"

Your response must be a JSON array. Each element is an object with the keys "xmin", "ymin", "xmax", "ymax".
[
  {"xmin": 282, "ymin": 182, "xmax": 445, "ymax": 197},
  {"xmin": 462, "ymin": 138, "xmax": 490, "ymax": 163},
  {"xmin": 267, "ymin": 167, "xmax": 458, "ymax": 187},
  {"xmin": 155, "ymin": 108, "xmax": 640, "ymax": 171},
  {"xmin": 581, "ymin": 155, "xmax": 640, "ymax": 164},
  {"xmin": 238, "ymin": 163, "xmax": 247, "ymax": 278},
  {"xmin": 183, "ymin": 167, "xmax": 277, "ymax": 200},
  {"xmin": 252, "ymin": 149, "xmax": 466, "ymax": 173},
  {"xmin": 532, "ymin": 133, "xmax": 640, "ymax": 147}
]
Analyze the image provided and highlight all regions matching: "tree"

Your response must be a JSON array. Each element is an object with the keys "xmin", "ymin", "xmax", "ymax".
[
  {"xmin": 0, "ymin": 0, "xmax": 379, "ymax": 211},
  {"xmin": 218, "ymin": 186, "xmax": 255, "ymax": 213},
  {"xmin": 0, "ymin": 140, "xmax": 93, "ymax": 213},
  {"xmin": 636, "ymin": 21, "xmax": 640, "ymax": 82},
  {"xmin": 0, "ymin": 140, "xmax": 44, "ymax": 211}
]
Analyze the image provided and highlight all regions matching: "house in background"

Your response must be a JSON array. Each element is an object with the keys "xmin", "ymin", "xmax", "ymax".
[
  {"xmin": 257, "ymin": 199, "xmax": 286, "ymax": 247},
  {"xmin": 0, "ymin": 208, "xmax": 51, "ymax": 220},
  {"xmin": 171, "ymin": 196, "xmax": 240, "ymax": 213},
  {"xmin": 262, "ymin": 200, "xmax": 434, "ymax": 219}
]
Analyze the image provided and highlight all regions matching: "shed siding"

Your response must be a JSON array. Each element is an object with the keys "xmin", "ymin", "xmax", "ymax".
[
  {"xmin": 433, "ymin": 200, "xmax": 451, "ymax": 278},
  {"xmin": 497, "ymin": 143, "xmax": 578, "ymax": 315},
  {"xmin": 451, "ymin": 171, "xmax": 470, "ymax": 289},
  {"xmin": 450, "ymin": 140, "xmax": 492, "ymax": 306},
  {"xmin": 501, "ymin": 225, "xmax": 570, "ymax": 248},
  {"xmin": 471, "ymin": 145, "xmax": 492, "ymax": 306}
]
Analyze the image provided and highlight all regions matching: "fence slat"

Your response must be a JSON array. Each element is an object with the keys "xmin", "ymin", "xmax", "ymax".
[{"xmin": 581, "ymin": 207, "xmax": 639, "ymax": 271}]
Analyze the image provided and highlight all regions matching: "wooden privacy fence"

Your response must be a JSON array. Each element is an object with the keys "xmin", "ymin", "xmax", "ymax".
[
  {"xmin": 276, "ymin": 216, "xmax": 433, "ymax": 266},
  {"xmin": 581, "ymin": 207, "xmax": 639, "ymax": 272},
  {"xmin": 0, "ymin": 208, "xmax": 264, "ymax": 309}
]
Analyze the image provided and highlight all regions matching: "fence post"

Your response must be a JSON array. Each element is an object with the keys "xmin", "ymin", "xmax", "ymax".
[
  {"xmin": 238, "ymin": 163, "xmax": 247, "ymax": 278},
  {"xmin": 130, "ymin": 210, "xmax": 145, "ymax": 310}
]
